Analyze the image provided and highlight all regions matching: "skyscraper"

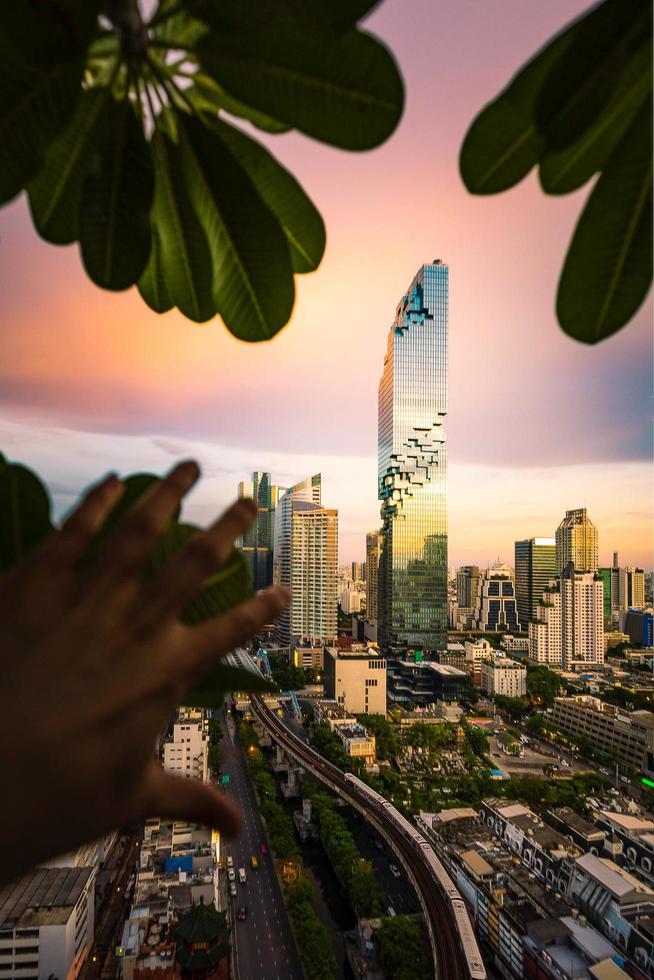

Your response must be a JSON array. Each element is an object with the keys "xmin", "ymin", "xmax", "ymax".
[
  {"xmin": 365, "ymin": 530, "xmax": 382, "ymax": 626},
  {"xmin": 378, "ymin": 261, "xmax": 448, "ymax": 657},
  {"xmin": 237, "ymin": 471, "xmax": 283, "ymax": 591},
  {"xmin": 272, "ymin": 475, "xmax": 338, "ymax": 646},
  {"xmin": 555, "ymin": 508, "xmax": 598, "ymax": 573},
  {"xmin": 618, "ymin": 566, "xmax": 646, "ymax": 612},
  {"xmin": 472, "ymin": 564, "xmax": 520, "ymax": 632},
  {"xmin": 561, "ymin": 563, "xmax": 604, "ymax": 668},
  {"xmin": 456, "ymin": 565, "xmax": 480, "ymax": 610},
  {"xmin": 514, "ymin": 537, "xmax": 557, "ymax": 627}
]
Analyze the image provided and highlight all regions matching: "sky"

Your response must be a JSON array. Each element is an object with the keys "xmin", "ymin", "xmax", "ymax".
[{"xmin": 0, "ymin": 0, "xmax": 651, "ymax": 570}]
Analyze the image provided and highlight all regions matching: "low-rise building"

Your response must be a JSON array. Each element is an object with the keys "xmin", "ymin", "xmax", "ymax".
[
  {"xmin": 501, "ymin": 635, "xmax": 530, "ymax": 656},
  {"xmin": 312, "ymin": 701, "xmax": 376, "ymax": 764},
  {"xmin": 551, "ymin": 696, "xmax": 654, "ymax": 774},
  {"xmin": 388, "ymin": 659, "xmax": 472, "ymax": 707},
  {"xmin": 291, "ymin": 641, "xmax": 324, "ymax": 671},
  {"xmin": 480, "ymin": 657, "xmax": 527, "ymax": 698},
  {"xmin": 323, "ymin": 643, "xmax": 386, "ymax": 714}
]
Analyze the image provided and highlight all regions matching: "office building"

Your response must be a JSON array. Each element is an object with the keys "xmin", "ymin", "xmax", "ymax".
[
  {"xmin": 378, "ymin": 261, "xmax": 448, "ymax": 657},
  {"xmin": 597, "ymin": 567, "xmax": 615, "ymax": 627},
  {"xmin": 480, "ymin": 657, "xmax": 527, "ymax": 699},
  {"xmin": 365, "ymin": 530, "xmax": 381, "ymax": 626},
  {"xmin": 620, "ymin": 609, "xmax": 653, "ymax": 647},
  {"xmin": 472, "ymin": 564, "xmax": 520, "ymax": 631},
  {"xmin": 323, "ymin": 644, "xmax": 387, "ymax": 715},
  {"xmin": 237, "ymin": 471, "xmax": 283, "ymax": 591},
  {"xmin": 0, "ymin": 867, "xmax": 95, "ymax": 980},
  {"xmin": 456, "ymin": 565, "xmax": 480, "ymax": 610},
  {"xmin": 555, "ymin": 508, "xmax": 598, "ymax": 573},
  {"xmin": 162, "ymin": 709, "xmax": 209, "ymax": 782},
  {"xmin": 273, "ymin": 475, "xmax": 338, "ymax": 646},
  {"xmin": 552, "ymin": 696, "xmax": 654, "ymax": 774},
  {"xmin": 352, "ymin": 561, "xmax": 363, "ymax": 583},
  {"xmin": 514, "ymin": 538, "xmax": 557, "ymax": 626},
  {"xmin": 388, "ymin": 659, "xmax": 472, "ymax": 706},
  {"xmin": 561, "ymin": 563, "xmax": 604, "ymax": 668},
  {"xmin": 618, "ymin": 567, "xmax": 646, "ymax": 612},
  {"xmin": 528, "ymin": 585, "xmax": 563, "ymax": 667}
]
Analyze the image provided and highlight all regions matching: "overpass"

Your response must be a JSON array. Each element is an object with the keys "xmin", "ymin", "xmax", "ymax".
[{"xmin": 250, "ymin": 694, "xmax": 483, "ymax": 979}]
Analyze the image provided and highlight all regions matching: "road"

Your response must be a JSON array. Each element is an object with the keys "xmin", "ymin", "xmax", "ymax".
[
  {"xmin": 220, "ymin": 709, "xmax": 304, "ymax": 980},
  {"xmin": 342, "ymin": 808, "xmax": 419, "ymax": 917},
  {"xmin": 252, "ymin": 695, "xmax": 484, "ymax": 980}
]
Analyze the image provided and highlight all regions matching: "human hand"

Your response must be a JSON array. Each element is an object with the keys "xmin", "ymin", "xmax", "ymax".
[{"xmin": 0, "ymin": 460, "xmax": 289, "ymax": 884}]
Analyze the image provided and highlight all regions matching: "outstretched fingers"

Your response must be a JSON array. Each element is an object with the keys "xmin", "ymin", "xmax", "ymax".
[{"xmin": 57, "ymin": 473, "xmax": 124, "ymax": 562}]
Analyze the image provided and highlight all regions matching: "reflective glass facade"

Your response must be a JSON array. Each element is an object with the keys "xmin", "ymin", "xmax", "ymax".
[
  {"xmin": 378, "ymin": 262, "xmax": 448, "ymax": 656},
  {"xmin": 515, "ymin": 537, "xmax": 557, "ymax": 627},
  {"xmin": 237, "ymin": 472, "xmax": 283, "ymax": 591}
]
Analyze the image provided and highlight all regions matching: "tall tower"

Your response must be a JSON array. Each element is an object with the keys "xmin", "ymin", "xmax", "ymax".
[
  {"xmin": 555, "ymin": 508, "xmax": 598, "ymax": 573},
  {"xmin": 365, "ymin": 530, "xmax": 382, "ymax": 626},
  {"xmin": 378, "ymin": 261, "xmax": 448, "ymax": 657},
  {"xmin": 237, "ymin": 471, "xmax": 283, "ymax": 591},
  {"xmin": 514, "ymin": 537, "xmax": 557, "ymax": 627},
  {"xmin": 561, "ymin": 563, "xmax": 604, "ymax": 668}
]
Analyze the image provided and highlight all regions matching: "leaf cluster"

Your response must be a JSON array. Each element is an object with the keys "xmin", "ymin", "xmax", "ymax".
[
  {"xmin": 0, "ymin": 451, "xmax": 276, "ymax": 708},
  {"xmin": 2, "ymin": 0, "xmax": 403, "ymax": 340},
  {"xmin": 461, "ymin": 0, "xmax": 652, "ymax": 343}
]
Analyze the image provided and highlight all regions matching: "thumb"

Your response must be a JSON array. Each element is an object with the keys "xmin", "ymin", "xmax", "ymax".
[{"xmin": 140, "ymin": 764, "xmax": 242, "ymax": 838}]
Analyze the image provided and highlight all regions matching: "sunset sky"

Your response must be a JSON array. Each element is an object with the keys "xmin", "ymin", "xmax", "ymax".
[{"xmin": 0, "ymin": 0, "xmax": 650, "ymax": 569}]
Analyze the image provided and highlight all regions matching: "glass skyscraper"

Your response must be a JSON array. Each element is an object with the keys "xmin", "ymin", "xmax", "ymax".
[
  {"xmin": 514, "ymin": 537, "xmax": 557, "ymax": 627},
  {"xmin": 378, "ymin": 261, "xmax": 448, "ymax": 657},
  {"xmin": 237, "ymin": 471, "xmax": 283, "ymax": 591}
]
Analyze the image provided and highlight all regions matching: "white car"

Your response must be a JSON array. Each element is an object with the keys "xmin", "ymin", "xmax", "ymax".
[
  {"xmin": 238, "ymin": 867, "xmax": 247, "ymax": 884},
  {"xmin": 389, "ymin": 864, "xmax": 401, "ymax": 879},
  {"xmin": 227, "ymin": 868, "xmax": 236, "ymax": 882},
  {"xmin": 227, "ymin": 856, "xmax": 233, "ymax": 869},
  {"xmin": 229, "ymin": 882, "xmax": 237, "ymax": 897}
]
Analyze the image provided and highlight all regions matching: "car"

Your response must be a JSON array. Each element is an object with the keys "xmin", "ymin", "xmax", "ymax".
[
  {"xmin": 387, "ymin": 907, "xmax": 396, "ymax": 917},
  {"xmin": 251, "ymin": 856, "xmax": 258, "ymax": 870},
  {"xmin": 229, "ymin": 882, "xmax": 237, "ymax": 897},
  {"xmin": 260, "ymin": 842, "xmax": 269, "ymax": 856},
  {"xmin": 374, "ymin": 839, "xmax": 384, "ymax": 853},
  {"xmin": 238, "ymin": 867, "xmax": 247, "ymax": 884},
  {"xmin": 227, "ymin": 868, "xmax": 236, "ymax": 882},
  {"xmin": 237, "ymin": 906, "xmax": 248, "ymax": 922},
  {"xmin": 620, "ymin": 775, "xmax": 630, "ymax": 784},
  {"xmin": 389, "ymin": 864, "xmax": 401, "ymax": 879},
  {"xmin": 226, "ymin": 856, "xmax": 233, "ymax": 869}
]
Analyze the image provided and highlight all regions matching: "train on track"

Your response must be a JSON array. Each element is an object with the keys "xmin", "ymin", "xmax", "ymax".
[{"xmin": 344, "ymin": 772, "xmax": 486, "ymax": 979}]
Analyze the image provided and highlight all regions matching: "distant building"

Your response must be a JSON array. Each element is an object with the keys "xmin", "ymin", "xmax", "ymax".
[
  {"xmin": 313, "ymin": 701, "xmax": 376, "ymax": 765},
  {"xmin": 561, "ymin": 563, "xmax": 604, "ymax": 668},
  {"xmin": 388, "ymin": 659, "xmax": 472, "ymax": 706},
  {"xmin": 480, "ymin": 657, "xmax": 527, "ymax": 699},
  {"xmin": 514, "ymin": 538, "xmax": 557, "ymax": 627},
  {"xmin": 365, "ymin": 530, "xmax": 381, "ymax": 627},
  {"xmin": 351, "ymin": 561, "xmax": 363, "ymax": 583},
  {"xmin": 472, "ymin": 564, "xmax": 520, "ymax": 632},
  {"xmin": 528, "ymin": 585, "xmax": 563, "ymax": 667},
  {"xmin": 237, "ymin": 471, "xmax": 283, "ymax": 590},
  {"xmin": 464, "ymin": 638, "xmax": 494, "ymax": 683},
  {"xmin": 501, "ymin": 635, "xmax": 530, "ymax": 656},
  {"xmin": 0, "ymin": 867, "xmax": 95, "ymax": 980},
  {"xmin": 291, "ymin": 642, "xmax": 324, "ymax": 672},
  {"xmin": 456, "ymin": 565, "xmax": 480, "ymax": 610},
  {"xmin": 617, "ymin": 567, "xmax": 646, "ymax": 613},
  {"xmin": 323, "ymin": 644, "xmax": 387, "ymax": 715},
  {"xmin": 162, "ymin": 709, "xmax": 209, "ymax": 782},
  {"xmin": 341, "ymin": 588, "xmax": 364, "ymax": 614},
  {"xmin": 551, "ymin": 695, "xmax": 654, "ymax": 774},
  {"xmin": 621, "ymin": 609, "xmax": 653, "ymax": 647},
  {"xmin": 597, "ymin": 566, "xmax": 616, "ymax": 627},
  {"xmin": 555, "ymin": 508, "xmax": 598, "ymax": 573}
]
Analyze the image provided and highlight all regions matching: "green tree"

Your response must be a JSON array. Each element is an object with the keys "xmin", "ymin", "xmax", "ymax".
[
  {"xmin": 527, "ymin": 666, "xmax": 562, "ymax": 707},
  {"xmin": 375, "ymin": 916, "xmax": 431, "ymax": 980}
]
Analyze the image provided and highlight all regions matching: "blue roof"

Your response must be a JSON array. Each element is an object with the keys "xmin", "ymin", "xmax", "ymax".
[{"xmin": 164, "ymin": 855, "xmax": 193, "ymax": 873}]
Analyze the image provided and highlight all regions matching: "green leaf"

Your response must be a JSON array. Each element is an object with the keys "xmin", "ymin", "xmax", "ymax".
[
  {"xmin": 191, "ymin": 73, "xmax": 290, "ymax": 135},
  {"xmin": 185, "ymin": 664, "xmax": 277, "ymax": 709},
  {"xmin": 206, "ymin": 116, "xmax": 325, "ymax": 273},
  {"xmin": 178, "ymin": 114, "xmax": 295, "ymax": 341},
  {"xmin": 557, "ymin": 103, "xmax": 652, "ymax": 344},
  {"xmin": 460, "ymin": 28, "xmax": 575, "ymax": 194},
  {"xmin": 28, "ymin": 86, "xmax": 113, "ymax": 245},
  {"xmin": 153, "ymin": 0, "xmax": 209, "ymax": 48},
  {"xmin": 138, "ymin": 224, "xmax": 174, "ymax": 313},
  {"xmin": 0, "ymin": 458, "xmax": 53, "ymax": 571},
  {"xmin": 79, "ymin": 101, "xmax": 154, "ymax": 289},
  {"xmin": 540, "ymin": 43, "xmax": 652, "ymax": 194},
  {"xmin": 151, "ymin": 124, "xmax": 215, "ymax": 322},
  {"xmin": 535, "ymin": 0, "xmax": 652, "ymax": 151},
  {"xmin": 196, "ymin": 13, "xmax": 404, "ymax": 151}
]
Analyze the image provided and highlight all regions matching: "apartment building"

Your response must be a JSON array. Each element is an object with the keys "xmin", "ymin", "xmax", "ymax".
[
  {"xmin": 162, "ymin": 709, "xmax": 209, "ymax": 782},
  {"xmin": 480, "ymin": 657, "xmax": 527, "ymax": 698}
]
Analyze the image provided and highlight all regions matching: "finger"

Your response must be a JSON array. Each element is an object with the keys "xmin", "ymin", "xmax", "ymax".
[
  {"xmin": 146, "ymin": 498, "xmax": 257, "ymax": 619},
  {"xmin": 141, "ymin": 765, "xmax": 242, "ymax": 837},
  {"xmin": 57, "ymin": 473, "xmax": 124, "ymax": 561},
  {"xmin": 96, "ymin": 460, "xmax": 200, "ymax": 580},
  {"xmin": 181, "ymin": 586, "xmax": 290, "ymax": 679}
]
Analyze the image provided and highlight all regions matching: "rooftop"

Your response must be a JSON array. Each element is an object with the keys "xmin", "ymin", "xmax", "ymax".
[
  {"xmin": 575, "ymin": 853, "xmax": 654, "ymax": 900},
  {"xmin": 0, "ymin": 867, "xmax": 93, "ymax": 929}
]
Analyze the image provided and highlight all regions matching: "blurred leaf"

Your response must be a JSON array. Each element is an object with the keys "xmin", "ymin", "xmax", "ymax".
[
  {"xmin": 28, "ymin": 86, "xmax": 113, "ymax": 244},
  {"xmin": 557, "ymin": 103, "xmax": 652, "ymax": 343},
  {"xmin": 534, "ymin": 0, "xmax": 651, "ymax": 151},
  {"xmin": 138, "ymin": 224, "xmax": 174, "ymax": 313},
  {"xmin": 196, "ymin": 11, "xmax": 404, "ymax": 150},
  {"xmin": 79, "ymin": 100, "xmax": 154, "ymax": 289},
  {"xmin": 178, "ymin": 114, "xmax": 295, "ymax": 340},
  {"xmin": 0, "ymin": 458, "xmax": 53, "ymax": 571},
  {"xmin": 185, "ymin": 664, "xmax": 277, "ymax": 709},
  {"xmin": 540, "ymin": 43, "xmax": 652, "ymax": 194},
  {"xmin": 460, "ymin": 28, "xmax": 575, "ymax": 194},
  {"xmin": 150, "ymin": 125, "xmax": 215, "ymax": 322},
  {"xmin": 153, "ymin": 0, "xmax": 208, "ymax": 48},
  {"xmin": 191, "ymin": 73, "xmax": 290, "ymax": 134},
  {"xmin": 206, "ymin": 115, "xmax": 325, "ymax": 273}
]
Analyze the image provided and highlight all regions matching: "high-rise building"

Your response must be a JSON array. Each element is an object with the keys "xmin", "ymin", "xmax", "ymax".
[
  {"xmin": 273, "ymin": 475, "xmax": 338, "ymax": 646},
  {"xmin": 237, "ymin": 471, "xmax": 283, "ymax": 591},
  {"xmin": 456, "ymin": 565, "xmax": 480, "ymax": 610},
  {"xmin": 561, "ymin": 563, "xmax": 604, "ymax": 668},
  {"xmin": 617, "ymin": 566, "xmax": 646, "ymax": 612},
  {"xmin": 555, "ymin": 508, "xmax": 598, "ymax": 574},
  {"xmin": 378, "ymin": 261, "xmax": 448, "ymax": 657},
  {"xmin": 365, "ymin": 530, "xmax": 382, "ymax": 626},
  {"xmin": 514, "ymin": 538, "xmax": 557, "ymax": 626},
  {"xmin": 597, "ymin": 567, "xmax": 614, "ymax": 627},
  {"xmin": 352, "ymin": 561, "xmax": 363, "ymax": 582},
  {"xmin": 472, "ymin": 564, "xmax": 520, "ymax": 632},
  {"xmin": 528, "ymin": 585, "xmax": 562, "ymax": 667}
]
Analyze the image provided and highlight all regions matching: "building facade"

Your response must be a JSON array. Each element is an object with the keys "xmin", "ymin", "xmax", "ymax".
[
  {"xmin": 528, "ymin": 586, "xmax": 563, "ymax": 667},
  {"xmin": 378, "ymin": 261, "xmax": 448, "ymax": 657},
  {"xmin": 552, "ymin": 696, "xmax": 654, "ymax": 774},
  {"xmin": 561, "ymin": 563, "xmax": 604, "ymax": 668},
  {"xmin": 481, "ymin": 658, "xmax": 527, "ymax": 698},
  {"xmin": 472, "ymin": 564, "xmax": 520, "ymax": 632},
  {"xmin": 237, "ymin": 471, "xmax": 283, "ymax": 591},
  {"xmin": 618, "ymin": 567, "xmax": 646, "ymax": 613},
  {"xmin": 162, "ymin": 709, "xmax": 209, "ymax": 782},
  {"xmin": 456, "ymin": 565, "xmax": 480, "ymax": 610},
  {"xmin": 514, "ymin": 538, "xmax": 557, "ymax": 627},
  {"xmin": 555, "ymin": 508, "xmax": 598, "ymax": 574},
  {"xmin": 323, "ymin": 645, "xmax": 387, "ymax": 715},
  {"xmin": 365, "ymin": 530, "xmax": 381, "ymax": 627}
]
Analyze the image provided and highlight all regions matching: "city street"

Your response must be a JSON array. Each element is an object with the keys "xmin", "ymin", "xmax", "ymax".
[
  {"xmin": 342, "ymin": 809, "xmax": 420, "ymax": 917},
  {"xmin": 220, "ymin": 710, "xmax": 304, "ymax": 980}
]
